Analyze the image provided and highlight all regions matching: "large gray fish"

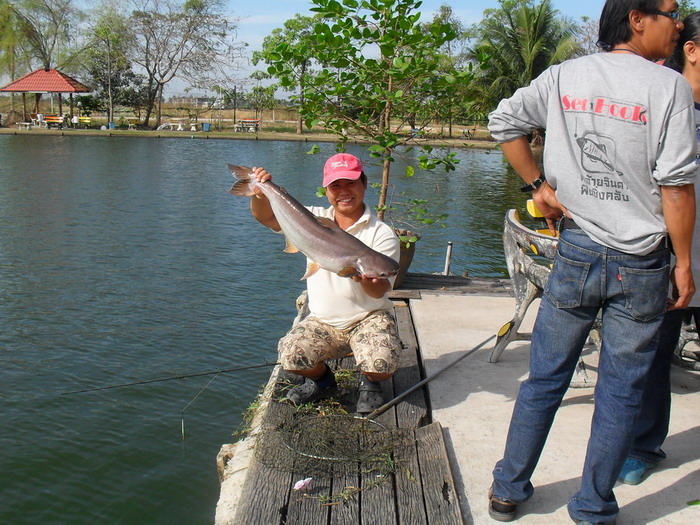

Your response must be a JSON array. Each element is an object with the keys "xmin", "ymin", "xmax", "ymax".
[{"xmin": 227, "ymin": 164, "xmax": 400, "ymax": 280}]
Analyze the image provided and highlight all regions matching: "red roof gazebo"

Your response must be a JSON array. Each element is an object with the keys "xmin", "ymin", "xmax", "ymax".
[{"xmin": 0, "ymin": 68, "xmax": 91, "ymax": 122}]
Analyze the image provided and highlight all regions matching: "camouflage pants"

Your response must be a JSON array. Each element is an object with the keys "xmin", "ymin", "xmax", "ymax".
[{"xmin": 278, "ymin": 310, "xmax": 402, "ymax": 374}]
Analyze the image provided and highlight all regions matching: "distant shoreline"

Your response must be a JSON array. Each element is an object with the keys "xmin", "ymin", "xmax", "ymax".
[{"xmin": 0, "ymin": 126, "xmax": 500, "ymax": 150}]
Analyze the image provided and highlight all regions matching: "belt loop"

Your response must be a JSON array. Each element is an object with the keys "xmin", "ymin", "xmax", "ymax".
[{"xmin": 557, "ymin": 215, "xmax": 566, "ymax": 234}]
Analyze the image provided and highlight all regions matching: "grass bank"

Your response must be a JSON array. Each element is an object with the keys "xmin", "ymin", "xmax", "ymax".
[{"xmin": 0, "ymin": 126, "xmax": 500, "ymax": 151}]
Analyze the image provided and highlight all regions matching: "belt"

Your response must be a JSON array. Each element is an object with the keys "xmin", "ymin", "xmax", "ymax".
[
  {"xmin": 558, "ymin": 216, "xmax": 670, "ymax": 251},
  {"xmin": 559, "ymin": 217, "xmax": 581, "ymax": 231}
]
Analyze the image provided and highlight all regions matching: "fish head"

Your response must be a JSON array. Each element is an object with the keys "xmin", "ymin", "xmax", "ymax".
[{"xmin": 355, "ymin": 255, "xmax": 400, "ymax": 279}]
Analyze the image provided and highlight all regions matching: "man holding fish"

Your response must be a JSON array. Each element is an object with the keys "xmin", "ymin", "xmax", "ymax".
[{"xmin": 234, "ymin": 153, "xmax": 401, "ymax": 414}]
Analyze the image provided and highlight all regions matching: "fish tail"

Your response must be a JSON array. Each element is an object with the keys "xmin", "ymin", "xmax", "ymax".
[{"xmin": 227, "ymin": 164, "xmax": 256, "ymax": 197}]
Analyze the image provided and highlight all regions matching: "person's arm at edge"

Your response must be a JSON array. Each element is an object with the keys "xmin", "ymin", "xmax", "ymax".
[
  {"xmin": 499, "ymin": 137, "xmax": 568, "ymax": 233},
  {"xmin": 352, "ymin": 273, "xmax": 392, "ymax": 298},
  {"xmin": 249, "ymin": 167, "xmax": 281, "ymax": 231},
  {"xmin": 662, "ymin": 184, "xmax": 696, "ymax": 309},
  {"xmin": 350, "ymin": 225, "xmax": 400, "ymax": 298}
]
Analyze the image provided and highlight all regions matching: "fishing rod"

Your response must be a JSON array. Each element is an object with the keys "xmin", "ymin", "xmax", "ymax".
[
  {"xmin": 58, "ymin": 361, "xmax": 279, "ymax": 396},
  {"xmin": 365, "ymin": 334, "xmax": 496, "ymax": 420}
]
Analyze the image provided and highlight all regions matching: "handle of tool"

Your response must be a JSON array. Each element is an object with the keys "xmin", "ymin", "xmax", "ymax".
[{"xmin": 365, "ymin": 334, "xmax": 496, "ymax": 420}]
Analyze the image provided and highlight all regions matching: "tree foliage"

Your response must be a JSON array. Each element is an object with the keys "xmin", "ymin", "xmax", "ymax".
[
  {"xmin": 253, "ymin": 13, "xmax": 321, "ymax": 134},
  {"xmin": 467, "ymin": 0, "xmax": 580, "ymax": 118},
  {"xmin": 7, "ymin": 0, "xmax": 84, "ymax": 70},
  {"xmin": 263, "ymin": 0, "xmax": 473, "ymax": 220},
  {"xmin": 83, "ymin": 3, "xmax": 135, "ymax": 122},
  {"xmin": 678, "ymin": 0, "xmax": 698, "ymax": 17}
]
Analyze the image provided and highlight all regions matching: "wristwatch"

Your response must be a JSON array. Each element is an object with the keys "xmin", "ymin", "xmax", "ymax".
[{"xmin": 520, "ymin": 174, "xmax": 546, "ymax": 193}]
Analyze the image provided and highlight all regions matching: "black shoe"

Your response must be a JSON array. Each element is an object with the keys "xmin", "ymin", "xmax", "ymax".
[
  {"xmin": 286, "ymin": 375, "xmax": 337, "ymax": 404},
  {"xmin": 488, "ymin": 488, "xmax": 517, "ymax": 522},
  {"xmin": 356, "ymin": 375, "xmax": 384, "ymax": 415}
]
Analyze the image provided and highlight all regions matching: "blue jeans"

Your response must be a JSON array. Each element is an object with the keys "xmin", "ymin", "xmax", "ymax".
[
  {"xmin": 492, "ymin": 228, "xmax": 670, "ymax": 523},
  {"xmin": 629, "ymin": 307, "xmax": 694, "ymax": 463}
]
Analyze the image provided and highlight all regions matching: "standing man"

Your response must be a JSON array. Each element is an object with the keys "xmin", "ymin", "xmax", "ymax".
[
  {"xmin": 620, "ymin": 9, "xmax": 700, "ymax": 486},
  {"xmin": 487, "ymin": 1, "xmax": 696, "ymax": 524},
  {"xmin": 248, "ymin": 153, "xmax": 402, "ymax": 415}
]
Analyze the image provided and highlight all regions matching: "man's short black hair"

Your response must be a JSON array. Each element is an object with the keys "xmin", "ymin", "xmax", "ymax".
[
  {"xmin": 666, "ymin": 11, "xmax": 700, "ymax": 72},
  {"xmin": 598, "ymin": 0, "xmax": 665, "ymax": 50}
]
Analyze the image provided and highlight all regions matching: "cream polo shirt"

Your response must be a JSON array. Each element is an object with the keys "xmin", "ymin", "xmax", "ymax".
[{"xmin": 305, "ymin": 205, "xmax": 400, "ymax": 330}]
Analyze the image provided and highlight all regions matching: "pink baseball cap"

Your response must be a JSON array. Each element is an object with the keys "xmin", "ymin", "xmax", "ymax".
[{"xmin": 322, "ymin": 153, "xmax": 363, "ymax": 187}]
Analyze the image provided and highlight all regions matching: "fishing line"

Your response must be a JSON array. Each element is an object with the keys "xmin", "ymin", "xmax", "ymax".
[
  {"xmin": 0, "ymin": 362, "xmax": 279, "ymax": 402},
  {"xmin": 181, "ymin": 372, "xmax": 221, "ymax": 441},
  {"xmin": 58, "ymin": 362, "xmax": 279, "ymax": 396}
]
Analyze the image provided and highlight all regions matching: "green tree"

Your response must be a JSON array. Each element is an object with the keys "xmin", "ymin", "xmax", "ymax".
[
  {"xmin": 117, "ymin": 73, "xmax": 150, "ymax": 117},
  {"xmin": 84, "ymin": 4, "xmax": 134, "ymax": 123},
  {"xmin": 0, "ymin": 0, "xmax": 25, "ymax": 118},
  {"xmin": 422, "ymin": 4, "xmax": 470, "ymax": 137},
  {"xmin": 248, "ymin": 84, "xmax": 276, "ymax": 126},
  {"xmin": 679, "ymin": 0, "xmax": 698, "ymax": 17},
  {"xmin": 248, "ymin": 70, "xmax": 277, "ymax": 128},
  {"xmin": 467, "ymin": 0, "xmax": 580, "ymax": 117},
  {"xmin": 8, "ymin": 0, "xmax": 84, "ymax": 70},
  {"xmin": 253, "ymin": 13, "xmax": 321, "ymax": 134},
  {"xmin": 262, "ymin": 0, "xmax": 472, "ymax": 222}
]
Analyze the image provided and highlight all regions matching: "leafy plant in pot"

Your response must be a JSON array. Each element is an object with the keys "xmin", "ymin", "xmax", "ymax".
[
  {"xmin": 260, "ymin": 0, "xmax": 473, "ymax": 281},
  {"xmin": 380, "ymin": 179, "xmax": 449, "ymax": 286}
]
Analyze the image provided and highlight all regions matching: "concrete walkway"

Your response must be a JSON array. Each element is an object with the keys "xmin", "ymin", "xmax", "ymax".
[{"xmin": 410, "ymin": 293, "xmax": 700, "ymax": 525}]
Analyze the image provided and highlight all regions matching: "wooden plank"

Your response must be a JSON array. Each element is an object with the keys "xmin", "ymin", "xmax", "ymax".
[
  {"xmin": 359, "ymin": 464, "xmax": 398, "ymax": 525},
  {"xmin": 415, "ymin": 422, "xmax": 464, "ymax": 525},
  {"xmin": 284, "ymin": 474, "xmax": 331, "ymax": 524},
  {"xmin": 396, "ymin": 272, "xmax": 512, "ymax": 296},
  {"xmin": 388, "ymin": 289, "xmax": 422, "ymax": 300},
  {"xmin": 392, "ymin": 304, "xmax": 428, "ymax": 429},
  {"xmin": 360, "ymin": 375, "xmax": 398, "ymax": 525},
  {"xmin": 233, "ymin": 398, "xmax": 295, "ymax": 524},
  {"xmin": 394, "ymin": 429, "xmax": 428, "ymax": 525},
  {"xmin": 328, "ymin": 465, "xmax": 361, "ymax": 524},
  {"xmin": 233, "ymin": 458, "xmax": 292, "ymax": 525}
]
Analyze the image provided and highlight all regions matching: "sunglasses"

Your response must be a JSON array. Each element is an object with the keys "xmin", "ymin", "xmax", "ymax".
[{"xmin": 646, "ymin": 9, "xmax": 681, "ymax": 20}]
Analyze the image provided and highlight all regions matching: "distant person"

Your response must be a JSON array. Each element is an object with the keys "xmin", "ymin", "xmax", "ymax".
[
  {"xmin": 486, "ymin": 0, "xmax": 696, "ymax": 523},
  {"xmin": 619, "ymin": 9, "xmax": 700, "ymax": 486},
  {"xmin": 247, "ymin": 154, "xmax": 401, "ymax": 414}
]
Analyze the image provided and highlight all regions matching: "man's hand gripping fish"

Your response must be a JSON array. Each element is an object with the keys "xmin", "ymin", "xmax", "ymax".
[{"xmin": 227, "ymin": 164, "xmax": 400, "ymax": 280}]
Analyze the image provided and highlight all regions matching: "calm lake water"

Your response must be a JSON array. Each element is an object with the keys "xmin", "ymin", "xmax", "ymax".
[{"xmin": 0, "ymin": 134, "xmax": 527, "ymax": 524}]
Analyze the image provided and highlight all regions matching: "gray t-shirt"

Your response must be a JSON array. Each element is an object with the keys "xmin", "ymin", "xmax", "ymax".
[{"xmin": 489, "ymin": 52, "xmax": 697, "ymax": 255}]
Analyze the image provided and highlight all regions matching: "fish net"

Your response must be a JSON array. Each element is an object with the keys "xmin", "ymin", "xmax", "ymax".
[{"xmin": 252, "ymin": 368, "xmax": 414, "ymax": 478}]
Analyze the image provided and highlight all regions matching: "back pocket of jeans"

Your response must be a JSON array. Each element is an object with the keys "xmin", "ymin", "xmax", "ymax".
[
  {"xmin": 544, "ymin": 253, "xmax": 590, "ymax": 308},
  {"xmin": 619, "ymin": 265, "xmax": 669, "ymax": 321}
]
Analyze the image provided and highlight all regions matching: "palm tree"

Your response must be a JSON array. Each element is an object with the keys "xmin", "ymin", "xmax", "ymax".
[{"xmin": 467, "ymin": 0, "xmax": 580, "ymax": 116}]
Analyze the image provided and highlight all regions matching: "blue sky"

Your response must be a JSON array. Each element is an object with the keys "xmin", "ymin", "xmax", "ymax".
[{"xmin": 229, "ymin": 0, "xmax": 606, "ymax": 54}]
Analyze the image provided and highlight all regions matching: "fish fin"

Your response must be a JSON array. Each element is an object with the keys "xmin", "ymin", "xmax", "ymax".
[
  {"xmin": 228, "ymin": 181, "xmax": 255, "ymax": 197},
  {"xmin": 337, "ymin": 266, "xmax": 360, "ymax": 278},
  {"xmin": 301, "ymin": 262, "xmax": 321, "ymax": 280},
  {"xmin": 227, "ymin": 164, "xmax": 256, "ymax": 197},
  {"xmin": 316, "ymin": 216, "xmax": 342, "ymax": 230},
  {"xmin": 283, "ymin": 237, "xmax": 300, "ymax": 254},
  {"xmin": 227, "ymin": 164, "xmax": 254, "ymax": 178}
]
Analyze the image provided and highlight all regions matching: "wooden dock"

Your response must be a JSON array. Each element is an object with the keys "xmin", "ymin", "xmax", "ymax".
[{"xmin": 216, "ymin": 274, "xmax": 505, "ymax": 525}]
